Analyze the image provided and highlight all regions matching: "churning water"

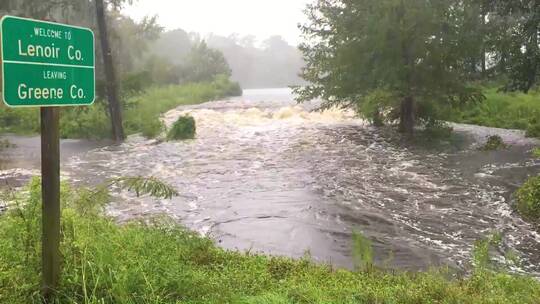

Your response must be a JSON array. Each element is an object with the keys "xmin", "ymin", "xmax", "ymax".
[{"xmin": 2, "ymin": 88, "xmax": 540, "ymax": 275}]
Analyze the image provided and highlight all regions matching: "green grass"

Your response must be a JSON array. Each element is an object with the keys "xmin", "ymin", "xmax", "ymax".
[
  {"xmin": 515, "ymin": 175, "xmax": 540, "ymax": 221},
  {"xmin": 450, "ymin": 88, "xmax": 540, "ymax": 137},
  {"xmin": 0, "ymin": 77, "xmax": 241, "ymax": 139},
  {"xmin": 1, "ymin": 179, "xmax": 540, "ymax": 303}
]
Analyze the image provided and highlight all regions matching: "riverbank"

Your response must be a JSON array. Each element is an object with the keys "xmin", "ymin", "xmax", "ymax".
[
  {"xmin": 449, "ymin": 88, "xmax": 540, "ymax": 138},
  {"xmin": 0, "ymin": 77, "xmax": 242, "ymax": 139},
  {"xmin": 1, "ymin": 179, "xmax": 539, "ymax": 303}
]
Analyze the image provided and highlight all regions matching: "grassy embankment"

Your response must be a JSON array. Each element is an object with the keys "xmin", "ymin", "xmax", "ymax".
[
  {"xmin": 449, "ymin": 87, "xmax": 540, "ymax": 137},
  {"xmin": 1, "ymin": 179, "xmax": 540, "ymax": 304},
  {"xmin": 449, "ymin": 88, "xmax": 540, "ymax": 222},
  {"xmin": 0, "ymin": 77, "xmax": 241, "ymax": 139}
]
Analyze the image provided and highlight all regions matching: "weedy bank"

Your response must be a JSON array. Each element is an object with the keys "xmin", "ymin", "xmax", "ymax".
[
  {"xmin": 1, "ymin": 179, "xmax": 539, "ymax": 304},
  {"xmin": 0, "ymin": 76, "xmax": 241, "ymax": 139}
]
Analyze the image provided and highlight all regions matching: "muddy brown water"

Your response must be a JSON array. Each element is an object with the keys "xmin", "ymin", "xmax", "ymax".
[{"xmin": 1, "ymin": 88, "xmax": 540, "ymax": 275}]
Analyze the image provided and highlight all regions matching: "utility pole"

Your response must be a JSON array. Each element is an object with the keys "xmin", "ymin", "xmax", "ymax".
[{"xmin": 95, "ymin": 0, "xmax": 125, "ymax": 142}]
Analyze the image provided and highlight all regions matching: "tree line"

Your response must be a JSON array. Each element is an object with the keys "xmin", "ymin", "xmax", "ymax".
[
  {"xmin": 0, "ymin": 0, "xmax": 241, "ymax": 141},
  {"xmin": 149, "ymin": 29, "xmax": 306, "ymax": 89},
  {"xmin": 295, "ymin": 0, "xmax": 540, "ymax": 136}
]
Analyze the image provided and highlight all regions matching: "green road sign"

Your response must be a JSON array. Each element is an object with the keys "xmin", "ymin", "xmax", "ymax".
[{"xmin": 1, "ymin": 16, "xmax": 95, "ymax": 107}]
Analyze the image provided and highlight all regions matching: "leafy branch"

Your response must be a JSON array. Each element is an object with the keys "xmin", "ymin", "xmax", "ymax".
[{"xmin": 109, "ymin": 176, "xmax": 179, "ymax": 200}]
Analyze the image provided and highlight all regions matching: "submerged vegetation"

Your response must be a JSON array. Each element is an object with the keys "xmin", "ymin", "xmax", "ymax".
[
  {"xmin": 167, "ymin": 115, "xmax": 196, "ymax": 140},
  {"xmin": 479, "ymin": 135, "xmax": 509, "ymax": 151},
  {"xmin": 516, "ymin": 176, "xmax": 540, "ymax": 222},
  {"xmin": 1, "ymin": 179, "xmax": 540, "ymax": 303},
  {"xmin": 0, "ymin": 138, "xmax": 14, "ymax": 149}
]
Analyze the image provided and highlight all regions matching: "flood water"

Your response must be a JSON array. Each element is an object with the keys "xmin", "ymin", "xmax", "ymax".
[{"xmin": 2, "ymin": 88, "xmax": 540, "ymax": 275}]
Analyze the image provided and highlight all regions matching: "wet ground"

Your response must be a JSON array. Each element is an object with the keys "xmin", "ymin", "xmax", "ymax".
[{"xmin": 1, "ymin": 88, "xmax": 540, "ymax": 275}]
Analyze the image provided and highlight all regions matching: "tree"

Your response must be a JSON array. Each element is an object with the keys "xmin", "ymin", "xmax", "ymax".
[
  {"xmin": 95, "ymin": 0, "xmax": 125, "ymax": 142},
  {"xmin": 178, "ymin": 41, "xmax": 232, "ymax": 83},
  {"xmin": 295, "ymin": 0, "xmax": 484, "ymax": 135},
  {"xmin": 487, "ymin": 0, "xmax": 540, "ymax": 93}
]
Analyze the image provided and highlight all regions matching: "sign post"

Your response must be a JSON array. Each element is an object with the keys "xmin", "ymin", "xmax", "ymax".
[{"xmin": 1, "ymin": 16, "xmax": 95, "ymax": 300}]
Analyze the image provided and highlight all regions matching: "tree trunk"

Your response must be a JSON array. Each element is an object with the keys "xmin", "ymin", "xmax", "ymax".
[
  {"xmin": 95, "ymin": 0, "xmax": 125, "ymax": 142},
  {"xmin": 399, "ymin": 96, "xmax": 414, "ymax": 135},
  {"xmin": 481, "ymin": 8, "xmax": 487, "ymax": 78}
]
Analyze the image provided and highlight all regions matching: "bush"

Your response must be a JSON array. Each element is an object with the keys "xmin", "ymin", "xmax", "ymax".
[
  {"xmin": 167, "ymin": 115, "xmax": 196, "ymax": 140},
  {"xmin": 0, "ymin": 105, "xmax": 39, "ymax": 134},
  {"xmin": 59, "ymin": 103, "xmax": 112, "ymax": 139},
  {"xmin": 479, "ymin": 135, "xmax": 508, "ymax": 151},
  {"xmin": 449, "ymin": 87, "xmax": 540, "ymax": 136},
  {"xmin": 422, "ymin": 120, "xmax": 454, "ymax": 140},
  {"xmin": 516, "ymin": 175, "xmax": 540, "ymax": 221},
  {"xmin": 526, "ymin": 118, "xmax": 540, "ymax": 138},
  {"xmin": 533, "ymin": 148, "xmax": 540, "ymax": 158}
]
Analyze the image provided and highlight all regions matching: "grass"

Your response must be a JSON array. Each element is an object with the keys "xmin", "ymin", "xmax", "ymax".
[
  {"xmin": 449, "ymin": 88, "xmax": 540, "ymax": 137},
  {"xmin": 0, "ymin": 76, "xmax": 241, "ymax": 140},
  {"xmin": 1, "ymin": 179, "xmax": 540, "ymax": 303}
]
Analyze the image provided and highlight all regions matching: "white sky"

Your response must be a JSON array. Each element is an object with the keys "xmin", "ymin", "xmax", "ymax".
[{"xmin": 122, "ymin": 0, "xmax": 313, "ymax": 46}]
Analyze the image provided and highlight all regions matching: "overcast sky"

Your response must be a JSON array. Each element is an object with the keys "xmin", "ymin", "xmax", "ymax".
[{"xmin": 122, "ymin": 0, "xmax": 312, "ymax": 46}]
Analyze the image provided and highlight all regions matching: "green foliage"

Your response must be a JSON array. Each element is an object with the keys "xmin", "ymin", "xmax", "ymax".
[
  {"xmin": 533, "ymin": 148, "xmax": 540, "ymax": 158},
  {"xmin": 526, "ymin": 119, "xmax": 540, "ymax": 138},
  {"xmin": 59, "ymin": 103, "xmax": 112, "ymax": 139},
  {"xmin": 352, "ymin": 231, "xmax": 374, "ymax": 272},
  {"xmin": 0, "ymin": 79, "xmax": 240, "ymax": 139},
  {"xmin": 356, "ymin": 89, "xmax": 396, "ymax": 126},
  {"xmin": 295, "ymin": 0, "xmax": 484, "ymax": 132},
  {"xmin": 515, "ymin": 175, "xmax": 540, "ymax": 221},
  {"xmin": 0, "ymin": 105, "xmax": 39, "ymax": 135},
  {"xmin": 110, "ymin": 176, "xmax": 179, "ymax": 199},
  {"xmin": 449, "ymin": 88, "xmax": 540, "ymax": 138},
  {"xmin": 2, "ymin": 181, "xmax": 540, "ymax": 303},
  {"xmin": 120, "ymin": 71, "xmax": 154, "ymax": 97},
  {"xmin": 178, "ymin": 41, "xmax": 232, "ymax": 83},
  {"xmin": 167, "ymin": 115, "xmax": 196, "ymax": 141},
  {"xmin": 124, "ymin": 78, "xmax": 239, "ymax": 139},
  {"xmin": 422, "ymin": 120, "xmax": 454, "ymax": 141},
  {"xmin": 472, "ymin": 233, "xmax": 502, "ymax": 270},
  {"xmin": 479, "ymin": 135, "xmax": 509, "ymax": 151}
]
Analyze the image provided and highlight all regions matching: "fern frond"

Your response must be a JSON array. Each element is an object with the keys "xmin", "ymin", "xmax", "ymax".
[{"xmin": 110, "ymin": 176, "xmax": 179, "ymax": 200}]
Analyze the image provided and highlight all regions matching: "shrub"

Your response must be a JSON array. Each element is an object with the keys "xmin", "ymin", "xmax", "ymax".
[
  {"xmin": 526, "ymin": 119, "xmax": 540, "ymax": 138},
  {"xmin": 59, "ymin": 103, "xmax": 111, "ymax": 139},
  {"xmin": 422, "ymin": 120, "xmax": 454, "ymax": 140},
  {"xmin": 167, "ymin": 115, "xmax": 196, "ymax": 140},
  {"xmin": 533, "ymin": 148, "xmax": 540, "ymax": 158},
  {"xmin": 515, "ymin": 175, "xmax": 540, "ymax": 220},
  {"xmin": 479, "ymin": 135, "xmax": 508, "ymax": 151},
  {"xmin": 449, "ymin": 87, "xmax": 540, "ymax": 133}
]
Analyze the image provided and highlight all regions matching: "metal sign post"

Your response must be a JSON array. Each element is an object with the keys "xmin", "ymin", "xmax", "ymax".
[{"xmin": 1, "ymin": 15, "xmax": 95, "ymax": 299}]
